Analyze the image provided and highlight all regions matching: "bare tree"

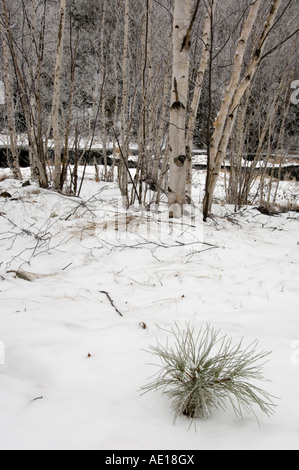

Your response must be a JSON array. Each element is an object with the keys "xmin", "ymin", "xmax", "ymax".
[
  {"xmin": 1, "ymin": 0, "xmax": 50, "ymax": 187},
  {"xmin": 203, "ymin": 0, "xmax": 284, "ymax": 219},
  {"xmin": 52, "ymin": 0, "xmax": 67, "ymax": 190},
  {"xmin": 186, "ymin": 3, "xmax": 213, "ymax": 201},
  {"xmin": 1, "ymin": 18, "xmax": 22, "ymax": 179},
  {"xmin": 1, "ymin": 0, "xmax": 297, "ymax": 214},
  {"xmin": 118, "ymin": 0, "xmax": 130, "ymax": 204}
]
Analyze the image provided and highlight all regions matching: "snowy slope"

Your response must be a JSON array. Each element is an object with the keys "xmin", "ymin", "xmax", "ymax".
[{"xmin": 0, "ymin": 169, "xmax": 299, "ymax": 450}]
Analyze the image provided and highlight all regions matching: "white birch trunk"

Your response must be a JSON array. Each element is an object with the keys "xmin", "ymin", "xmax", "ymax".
[
  {"xmin": 203, "ymin": 0, "xmax": 262, "ymax": 217},
  {"xmin": 204, "ymin": 0, "xmax": 283, "ymax": 215},
  {"xmin": 168, "ymin": 0, "xmax": 191, "ymax": 218}
]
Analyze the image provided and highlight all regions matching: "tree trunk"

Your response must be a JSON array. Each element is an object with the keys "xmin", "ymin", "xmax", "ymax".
[
  {"xmin": 61, "ymin": 31, "xmax": 79, "ymax": 190},
  {"xmin": 1, "ymin": 28, "xmax": 22, "ymax": 180},
  {"xmin": 118, "ymin": 0, "xmax": 130, "ymax": 204},
  {"xmin": 186, "ymin": 6, "xmax": 212, "ymax": 201},
  {"xmin": 168, "ymin": 0, "xmax": 191, "ymax": 219},
  {"xmin": 136, "ymin": 0, "xmax": 153, "ymax": 205},
  {"xmin": 203, "ymin": 0, "xmax": 283, "ymax": 218},
  {"xmin": 203, "ymin": 0, "xmax": 262, "ymax": 219},
  {"xmin": 100, "ymin": 0, "xmax": 108, "ymax": 181},
  {"xmin": 153, "ymin": 54, "xmax": 172, "ymax": 203},
  {"xmin": 1, "ymin": 0, "xmax": 48, "ymax": 187},
  {"xmin": 52, "ymin": 0, "xmax": 66, "ymax": 190}
]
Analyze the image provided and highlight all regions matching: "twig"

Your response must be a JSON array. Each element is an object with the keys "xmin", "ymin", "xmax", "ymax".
[
  {"xmin": 112, "ymin": 128, "xmax": 142, "ymax": 205},
  {"xmin": 99, "ymin": 290, "xmax": 123, "ymax": 317},
  {"xmin": 62, "ymin": 262, "xmax": 73, "ymax": 271},
  {"xmin": 30, "ymin": 396, "xmax": 44, "ymax": 403}
]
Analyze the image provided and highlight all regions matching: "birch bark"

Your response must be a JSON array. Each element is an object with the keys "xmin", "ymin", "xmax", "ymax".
[
  {"xmin": 168, "ymin": 0, "xmax": 191, "ymax": 218},
  {"xmin": 203, "ymin": 0, "xmax": 283, "ymax": 218}
]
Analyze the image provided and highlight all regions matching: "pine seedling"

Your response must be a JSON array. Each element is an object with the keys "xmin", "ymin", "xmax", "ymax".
[{"xmin": 141, "ymin": 323, "xmax": 277, "ymax": 424}]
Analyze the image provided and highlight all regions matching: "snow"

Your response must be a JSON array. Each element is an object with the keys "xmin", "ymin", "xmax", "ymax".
[{"xmin": 0, "ymin": 167, "xmax": 299, "ymax": 450}]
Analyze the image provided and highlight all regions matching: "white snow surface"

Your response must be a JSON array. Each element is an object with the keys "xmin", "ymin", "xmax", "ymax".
[{"xmin": 0, "ymin": 167, "xmax": 299, "ymax": 450}]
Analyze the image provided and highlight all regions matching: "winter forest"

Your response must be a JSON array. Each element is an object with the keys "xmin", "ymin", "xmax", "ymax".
[{"xmin": 0, "ymin": 0, "xmax": 299, "ymax": 451}]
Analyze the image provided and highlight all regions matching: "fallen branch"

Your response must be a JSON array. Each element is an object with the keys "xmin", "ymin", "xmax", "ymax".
[
  {"xmin": 7, "ymin": 269, "xmax": 56, "ymax": 282},
  {"xmin": 99, "ymin": 290, "xmax": 123, "ymax": 317}
]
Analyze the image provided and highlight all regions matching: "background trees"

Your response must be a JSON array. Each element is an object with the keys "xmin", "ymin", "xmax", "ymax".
[{"xmin": 0, "ymin": 0, "xmax": 298, "ymax": 217}]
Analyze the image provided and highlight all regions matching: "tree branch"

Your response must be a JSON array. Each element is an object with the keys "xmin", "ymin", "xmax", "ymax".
[
  {"xmin": 181, "ymin": 0, "xmax": 201, "ymax": 51},
  {"xmin": 260, "ymin": 27, "xmax": 299, "ymax": 63}
]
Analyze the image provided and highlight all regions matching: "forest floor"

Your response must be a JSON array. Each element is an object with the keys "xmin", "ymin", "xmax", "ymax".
[{"xmin": 0, "ymin": 167, "xmax": 299, "ymax": 450}]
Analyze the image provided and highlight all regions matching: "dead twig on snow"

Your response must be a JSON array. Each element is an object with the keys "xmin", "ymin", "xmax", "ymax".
[{"xmin": 99, "ymin": 290, "xmax": 123, "ymax": 317}]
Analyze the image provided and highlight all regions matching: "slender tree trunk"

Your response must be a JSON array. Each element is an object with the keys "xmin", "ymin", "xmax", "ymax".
[
  {"xmin": 119, "ymin": 0, "xmax": 130, "ymax": 204},
  {"xmin": 100, "ymin": 0, "xmax": 108, "ymax": 181},
  {"xmin": 186, "ymin": 5, "xmax": 212, "ymax": 201},
  {"xmin": 52, "ymin": 0, "xmax": 66, "ymax": 190},
  {"xmin": 152, "ymin": 53, "xmax": 171, "ymax": 200},
  {"xmin": 203, "ymin": 0, "xmax": 263, "ymax": 219},
  {"xmin": 203, "ymin": 1, "xmax": 215, "ymax": 222},
  {"xmin": 27, "ymin": 0, "xmax": 41, "ymax": 183},
  {"xmin": 1, "ymin": 28, "xmax": 22, "ymax": 180},
  {"xmin": 111, "ymin": 41, "xmax": 120, "ymax": 182},
  {"xmin": 61, "ymin": 29, "xmax": 79, "ymax": 190},
  {"xmin": 168, "ymin": 0, "xmax": 191, "ymax": 218},
  {"xmin": 1, "ymin": 0, "xmax": 48, "ymax": 187},
  {"xmin": 203, "ymin": 0, "xmax": 283, "ymax": 218},
  {"xmin": 136, "ymin": 0, "xmax": 153, "ymax": 205}
]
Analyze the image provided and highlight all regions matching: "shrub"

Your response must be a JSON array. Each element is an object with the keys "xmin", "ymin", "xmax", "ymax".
[{"xmin": 141, "ymin": 323, "xmax": 277, "ymax": 424}]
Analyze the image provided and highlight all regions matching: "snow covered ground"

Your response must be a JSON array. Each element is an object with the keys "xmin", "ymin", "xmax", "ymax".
[{"xmin": 0, "ymin": 167, "xmax": 299, "ymax": 450}]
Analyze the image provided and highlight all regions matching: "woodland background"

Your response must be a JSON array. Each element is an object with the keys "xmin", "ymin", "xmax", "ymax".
[
  {"xmin": 0, "ymin": 0, "xmax": 298, "ymax": 216},
  {"xmin": 1, "ymin": 0, "xmax": 299, "ymax": 450}
]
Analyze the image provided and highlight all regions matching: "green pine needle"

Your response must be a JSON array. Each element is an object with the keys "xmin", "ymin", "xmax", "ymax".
[{"xmin": 141, "ymin": 323, "xmax": 278, "ymax": 424}]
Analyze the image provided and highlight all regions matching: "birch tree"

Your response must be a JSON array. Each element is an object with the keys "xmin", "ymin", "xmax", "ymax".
[
  {"xmin": 203, "ymin": 0, "xmax": 284, "ymax": 219},
  {"xmin": 168, "ymin": 0, "xmax": 192, "ymax": 218}
]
